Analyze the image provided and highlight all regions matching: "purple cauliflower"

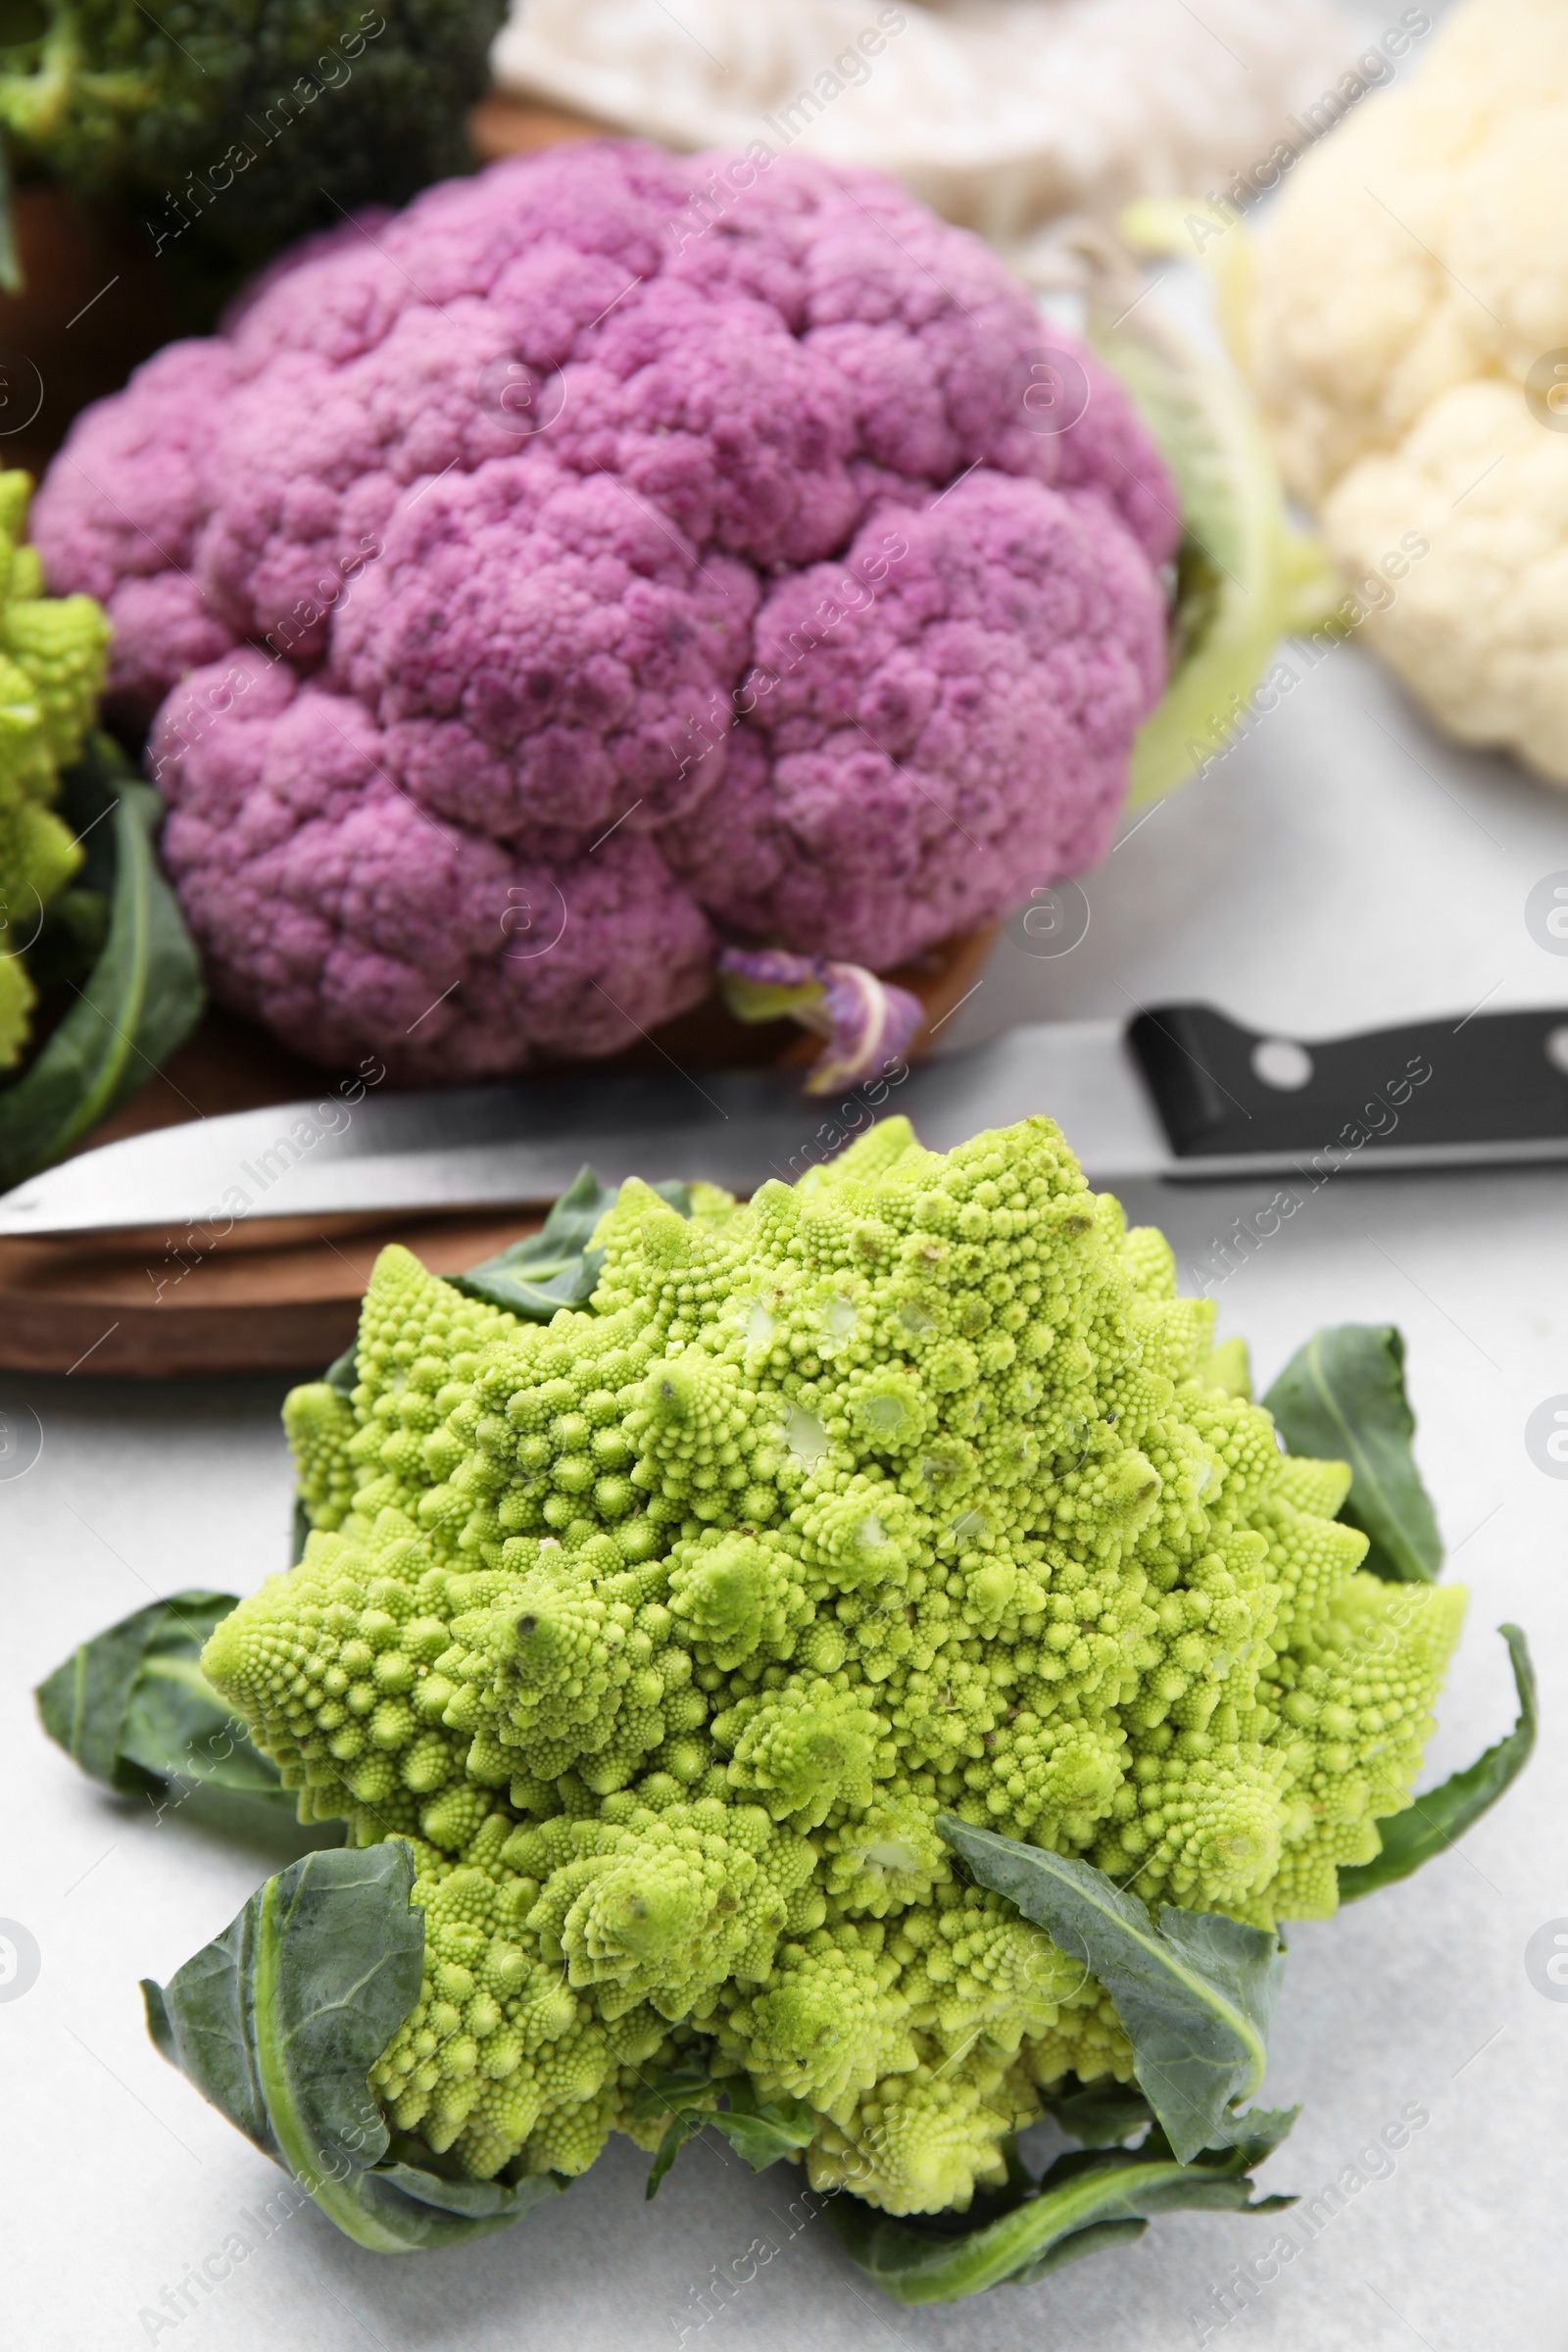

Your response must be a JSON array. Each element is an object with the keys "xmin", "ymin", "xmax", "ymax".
[{"xmin": 33, "ymin": 139, "xmax": 1176, "ymax": 1080}]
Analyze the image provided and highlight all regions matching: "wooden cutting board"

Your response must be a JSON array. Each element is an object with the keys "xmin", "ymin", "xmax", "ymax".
[
  {"xmin": 0, "ymin": 929, "xmax": 997, "ymax": 1378},
  {"xmin": 0, "ymin": 1206, "xmax": 548, "ymax": 1379}
]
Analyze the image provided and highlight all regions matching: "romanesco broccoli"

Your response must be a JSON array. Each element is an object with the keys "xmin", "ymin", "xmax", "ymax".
[
  {"xmin": 204, "ymin": 1114, "xmax": 1464, "ymax": 2219},
  {"xmin": 0, "ymin": 469, "xmax": 109, "ymax": 1066}
]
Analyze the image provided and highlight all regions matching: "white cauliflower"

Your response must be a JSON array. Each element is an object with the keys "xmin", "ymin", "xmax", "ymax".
[
  {"xmin": 1250, "ymin": 0, "xmax": 1568, "ymax": 782},
  {"xmin": 495, "ymin": 0, "xmax": 1373, "ymax": 281}
]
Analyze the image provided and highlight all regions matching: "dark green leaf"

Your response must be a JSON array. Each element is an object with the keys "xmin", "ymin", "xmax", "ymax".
[
  {"xmin": 24, "ymin": 885, "xmax": 110, "ymax": 998},
  {"xmin": 122, "ymin": 1655, "xmax": 288, "ymax": 1802},
  {"xmin": 646, "ymin": 2108, "xmax": 708, "ymax": 2199},
  {"xmin": 0, "ymin": 735, "xmax": 204, "ymax": 1188},
  {"xmin": 635, "ymin": 2068, "xmax": 816, "ymax": 2198},
  {"xmin": 1036, "ymin": 2094, "xmax": 1295, "ymax": 2170},
  {"xmin": 454, "ymin": 1164, "xmax": 691, "ymax": 1319},
  {"xmin": 1190, "ymin": 2103, "xmax": 1300, "ymax": 2165},
  {"xmin": 1264, "ymin": 1325, "xmax": 1442, "ymax": 1582},
  {"xmin": 372, "ymin": 2156, "xmax": 555, "ymax": 2225},
  {"xmin": 144, "ymin": 1844, "xmax": 561, "ymax": 2251},
  {"xmin": 939, "ymin": 1820, "xmax": 1282, "ymax": 2165},
  {"xmin": 1006, "ymin": 2216, "xmax": 1149, "ymax": 2284},
  {"xmin": 0, "ymin": 0, "xmax": 46, "ymax": 52},
  {"xmin": 824, "ymin": 2118, "xmax": 1296, "ymax": 2305},
  {"xmin": 631, "ymin": 2065, "xmax": 711, "ymax": 2116},
  {"xmin": 35, "ymin": 1589, "xmax": 291, "ymax": 1809},
  {"xmin": 1339, "ymin": 1623, "xmax": 1537, "ymax": 1900},
  {"xmin": 454, "ymin": 1163, "xmax": 617, "ymax": 1316},
  {"xmin": 0, "ymin": 122, "xmax": 18, "ymax": 294},
  {"xmin": 1040, "ymin": 2078, "xmax": 1155, "ymax": 2148},
  {"xmin": 707, "ymin": 2078, "xmax": 817, "ymax": 2172}
]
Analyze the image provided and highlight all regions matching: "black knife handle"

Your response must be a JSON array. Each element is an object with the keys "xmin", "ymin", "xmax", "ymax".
[{"xmin": 1129, "ymin": 1004, "xmax": 1568, "ymax": 1158}]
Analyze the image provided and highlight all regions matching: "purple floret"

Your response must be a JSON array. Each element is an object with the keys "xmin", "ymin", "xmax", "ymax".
[
  {"xmin": 148, "ymin": 653, "xmax": 713, "ymax": 1080},
  {"xmin": 660, "ymin": 472, "xmax": 1164, "ymax": 967},
  {"xmin": 32, "ymin": 139, "xmax": 1177, "ymax": 1076}
]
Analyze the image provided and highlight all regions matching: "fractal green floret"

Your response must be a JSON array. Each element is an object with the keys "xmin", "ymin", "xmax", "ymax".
[
  {"xmin": 0, "ymin": 469, "xmax": 110, "ymax": 1067},
  {"xmin": 205, "ymin": 1116, "xmax": 1465, "ymax": 2221}
]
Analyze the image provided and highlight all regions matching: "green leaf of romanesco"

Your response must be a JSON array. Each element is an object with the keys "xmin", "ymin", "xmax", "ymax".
[{"xmin": 1264, "ymin": 1323, "xmax": 1442, "ymax": 1583}]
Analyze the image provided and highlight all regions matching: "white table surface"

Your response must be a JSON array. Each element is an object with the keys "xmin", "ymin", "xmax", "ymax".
[{"xmin": 6, "ymin": 635, "xmax": 1568, "ymax": 2352}]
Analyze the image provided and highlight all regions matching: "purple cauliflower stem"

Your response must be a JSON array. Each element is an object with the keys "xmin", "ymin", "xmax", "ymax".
[
  {"xmin": 714, "ymin": 945, "xmax": 924, "ymax": 1095},
  {"xmin": 33, "ymin": 139, "xmax": 1177, "ymax": 1081}
]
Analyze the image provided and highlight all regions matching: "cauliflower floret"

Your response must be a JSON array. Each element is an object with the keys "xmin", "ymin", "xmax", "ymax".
[
  {"xmin": 1250, "ymin": 0, "xmax": 1568, "ymax": 782},
  {"xmin": 1320, "ymin": 382, "xmax": 1568, "ymax": 782},
  {"xmin": 497, "ymin": 0, "xmax": 1374, "ymax": 276}
]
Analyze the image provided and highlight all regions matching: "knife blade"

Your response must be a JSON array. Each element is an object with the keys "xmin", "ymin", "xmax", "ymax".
[{"xmin": 2, "ymin": 1002, "xmax": 1566, "ymax": 1241}]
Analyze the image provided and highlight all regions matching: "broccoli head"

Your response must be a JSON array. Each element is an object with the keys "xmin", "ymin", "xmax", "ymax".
[
  {"xmin": 0, "ymin": 1, "xmax": 504, "ymax": 272},
  {"xmin": 204, "ymin": 1114, "xmax": 1464, "ymax": 2218}
]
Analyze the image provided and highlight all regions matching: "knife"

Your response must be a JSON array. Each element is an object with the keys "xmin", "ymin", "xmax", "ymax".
[{"xmin": 3, "ymin": 1002, "xmax": 1567, "ymax": 1241}]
